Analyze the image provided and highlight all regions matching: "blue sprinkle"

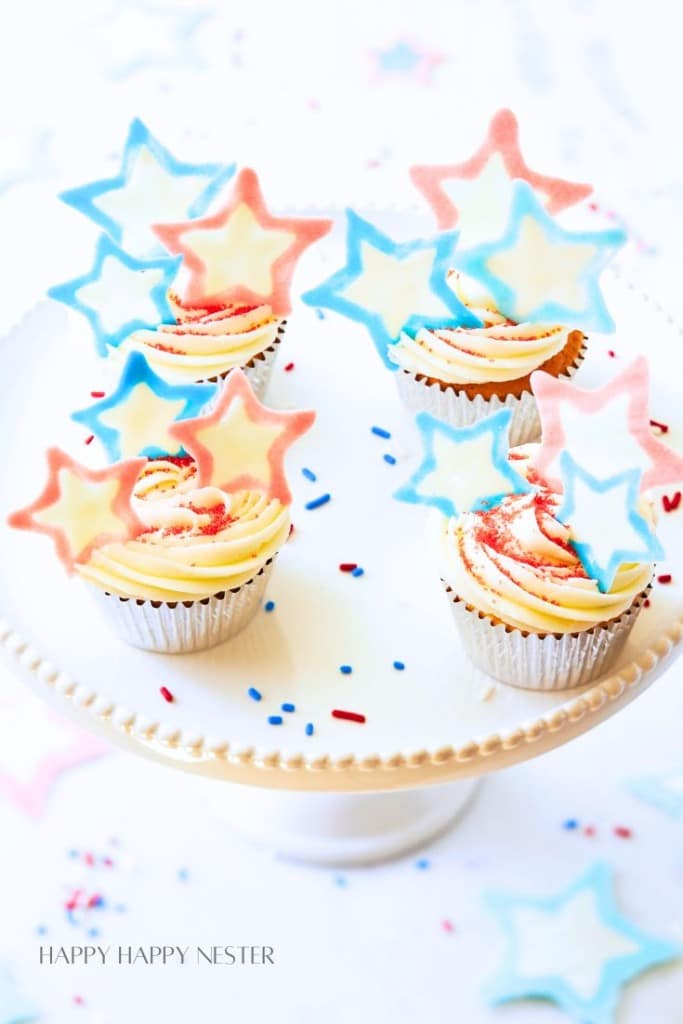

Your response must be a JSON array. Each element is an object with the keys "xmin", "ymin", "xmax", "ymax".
[
  {"xmin": 88, "ymin": 927, "xmax": 100, "ymax": 938},
  {"xmin": 302, "ymin": 467, "xmax": 317, "ymax": 482},
  {"xmin": 68, "ymin": 849, "xmax": 79, "ymax": 859},
  {"xmin": 305, "ymin": 493, "xmax": 331, "ymax": 511},
  {"xmin": 248, "ymin": 687, "xmax": 262, "ymax": 702},
  {"xmin": 563, "ymin": 818, "xmax": 579, "ymax": 830},
  {"xmin": 371, "ymin": 425, "xmax": 391, "ymax": 439},
  {"xmin": 90, "ymin": 895, "xmax": 105, "ymax": 908},
  {"xmin": 315, "ymin": 308, "xmax": 326, "ymax": 320},
  {"xmin": 415, "ymin": 858, "xmax": 430, "ymax": 870},
  {"xmin": 383, "ymin": 453, "xmax": 397, "ymax": 465},
  {"xmin": 36, "ymin": 925, "xmax": 47, "ymax": 936},
  {"xmin": 393, "ymin": 660, "xmax": 405, "ymax": 671},
  {"xmin": 268, "ymin": 715, "xmax": 283, "ymax": 726},
  {"xmin": 114, "ymin": 904, "xmax": 127, "ymax": 913},
  {"xmin": 334, "ymin": 875, "xmax": 348, "ymax": 888},
  {"xmin": 339, "ymin": 665, "xmax": 353, "ymax": 675},
  {"xmin": 351, "ymin": 567, "xmax": 364, "ymax": 577},
  {"xmin": 264, "ymin": 600, "xmax": 276, "ymax": 612},
  {"xmin": 178, "ymin": 868, "xmax": 189, "ymax": 881},
  {"xmin": 305, "ymin": 722, "xmax": 314, "ymax": 736},
  {"xmin": 281, "ymin": 702, "xmax": 296, "ymax": 713}
]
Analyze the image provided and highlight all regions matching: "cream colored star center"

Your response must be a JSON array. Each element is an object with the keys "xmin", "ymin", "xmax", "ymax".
[
  {"xmin": 419, "ymin": 432, "xmax": 515, "ymax": 513},
  {"xmin": 35, "ymin": 470, "xmax": 125, "ymax": 559},
  {"xmin": 98, "ymin": 384, "xmax": 187, "ymax": 459},
  {"xmin": 197, "ymin": 397, "xmax": 282, "ymax": 490}
]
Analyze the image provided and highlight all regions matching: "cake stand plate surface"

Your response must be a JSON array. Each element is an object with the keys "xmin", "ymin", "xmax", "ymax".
[{"xmin": 1, "ymin": 271, "xmax": 682, "ymax": 800}]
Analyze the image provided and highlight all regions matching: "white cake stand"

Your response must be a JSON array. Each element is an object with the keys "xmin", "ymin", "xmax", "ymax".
[{"xmin": 1, "ymin": 268, "xmax": 682, "ymax": 865}]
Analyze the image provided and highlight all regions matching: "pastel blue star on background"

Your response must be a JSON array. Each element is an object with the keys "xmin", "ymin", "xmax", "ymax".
[
  {"xmin": 453, "ymin": 180, "xmax": 626, "ymax": 333},
  {"xmin": 394, "ymin": 408, "xmax": 531, "ymax": 518},
  {"xmin": 0, "ymin": 965, "xmax": 39, "ymax": 1024},
  {"xmin": 302, "ymin": 210, "xmax": 480, "ymax": 369},
  {"xmin": 556, "ymin": 452, "xmax": 665, "ymax": 592},
  {"xmin": 59, "ymin": 118, "xmax": 234, "ymax": 257},
  {"xmin": 485, "ymin": 861, "xmax": 680, "ymax": 1024},
  {"xmin": 627, "ymin": 768, "xmax": 683, "ymax": 820},
  {"xmin": 48, "ymin": 236, "xmax": 181, "ymax": 356},
  {"xmin": 71, "ymin": 351, "xmax": 217, "ymax": 462}
]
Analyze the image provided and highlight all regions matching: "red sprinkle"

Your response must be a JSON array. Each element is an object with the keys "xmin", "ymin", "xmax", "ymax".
[
  {"xmin": 84, "ymin": 434, "xmax": 94, "ymax": 445},
  {"xmin": 583, "ymin": 825, "xmax": 596, "ymax": 837},
  {"xmin": 662, "ymin": 492, "xmax": 681, "ymax": 513},
  {"xmin": 86, "ymin": 893, "xmax": 102, "ymax": 908},
  {"xmin": 288, "ymin": 523, "xmax": 295, "ymax": 538},
  {"xmin": 339, "ymin": 562, "xmax": 358, "ymax": 572},
  {"xmin": 657, "ymin": 574, "xmax": 672, "ymax": 584},
  {"xmin": 83, "ymin": 852, "xmax": 95, "ymax": 867},
  {"xmin": 284, "ymin": 362, "xmax": 295, "ymax": 372},
  {"xmin": 160, "ymin": 686, "xmax": 175, "ymax": 703},
  {"xmin": 614, "ymin": 825, "xmax": 633, "ymax": 839},
  {"xmin": 607, "ymin": 349, "xmax": 616, "ymax": 358},
  {"xmin": 644, "ymin": 598, "xmax": 651, "ymax": 608},
  {"xmin": 90, "ymin": 390, "xmax": 105, "ymax": 399},
  {"xmin": 73, "ymin": 996, "xmax": 85, "ymax": 1006},
  {"xmin": 331, "ymin": 709, "xmax": 366, "ymax": 724},
  {"xmin": 650, "ymin": 418, "xmax": 669, "ymax": 434},
  {"xmin": 441, "ymin": 919, "xmax": 455, "ymax": 933}
]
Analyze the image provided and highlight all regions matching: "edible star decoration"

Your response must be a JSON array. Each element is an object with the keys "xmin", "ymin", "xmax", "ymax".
[
  {"xmin": 302, "ymin": 210, "xmax": 480, "ymax": 369},
  {"xmin": 556, "ymin": 453, "xmax": 664, "ymax": 592},
  {"xmin": 453, "ymin": 180, "xmax": 625, "ymax": 333},
  {"xmin": 47, "ymin": 236, "xmax": 181, "ymax": 356},
  {"xmin": 153, "ymin": 167, "xmax": 332, "ymax": 314},
  {"xmin": 71, "ymin": 352, "xmax": 217, "ymax": 462},
  {"xmin": 59, "ymin": 118, "xmax": 235, "ymax": 257},
  {"xmin": 532, "ymin": 357, "xmax": 683, "ymax": 493},
  {"xmin": 394, "ymin": 408, "xmax": 531, "ymax": 518},
  {"xmin": 484, "ymin": 861, "xmax": 680, "ymax": 1024},
  {"xmin": 410, "ymin": 108, "xmax": 593, "ymax": 240},
  {"xmin": 169, "ymin": 368, "xmax": 315, "ymax": 505},
  {"xmin": 8, "ymin": 449, "xmax": 145, "ymax": 572}
]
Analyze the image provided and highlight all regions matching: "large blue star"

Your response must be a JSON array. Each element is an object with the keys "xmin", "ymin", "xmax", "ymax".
[
  {"xmin": 0, "ymin": 965, "xmax": 38, "ymax": 1024},
  {"xmin": 453, "ymin": 180, "xmax": 626, "ymax": 333},
  {"xmin": 556, "ymin": 452, "xmax": 664, "ymax": 592},
  {"xmin": 71, "ymin": 351, "xmax": 217, "ymax": 462},
  {"xmin": 48, "ymin": 236, "xmax": 181, "ymax": 356},
  {"xmin": 302, "ymin": 209, "xmax": 480, "ymax": 369},
  {"xmin": 59, "ymin": 118, "xmax": 234, "ymax": 257},
  {"xmin": 484, "ymin": 861, "xmax": 680, "ymax": 1024},
  {"xmin": 394, "ymin": 408, "xmax": 531, "ymax": 518}
]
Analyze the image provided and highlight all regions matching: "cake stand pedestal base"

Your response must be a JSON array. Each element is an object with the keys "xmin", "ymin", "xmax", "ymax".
[{"xmin": 211, "ymin": 777, "xmax": 481, "ymax": 866}]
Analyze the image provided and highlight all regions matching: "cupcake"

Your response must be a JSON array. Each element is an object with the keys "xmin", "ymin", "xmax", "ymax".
[{"xmin": 9, "ymin": 368, "xmax": 314, "ymax": 654}]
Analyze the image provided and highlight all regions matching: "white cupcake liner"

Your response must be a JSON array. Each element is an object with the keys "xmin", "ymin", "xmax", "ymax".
[
  {"xmin": 394, "ymin": 347, "xmax": 583, "ymax": 445},
  {"xmin": 88, "ymin": 559, "xmax": 275, "ymax": 654},
  {"xmin": 442, "ymin": 582, "xmax": 650, "ymax": 690},
  {"xmin": 199, "ymin": 323, "xmax": 285, "ymax": 398}
]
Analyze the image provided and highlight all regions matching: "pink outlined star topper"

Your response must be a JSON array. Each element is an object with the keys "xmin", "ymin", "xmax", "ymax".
[
  {"xmin": 8, "ymin": 449, "xmax": 146, "ymax": 572},
  {"xmin": 169, "ymin": 368, "xmax": 315, "ymax": 505},
  {"xmin": 531, "ymin": 356, "xmax": 683, "ymax": 493},
  {"xmin": 153, "ymin": 167, "xmax": 332, "ymax": 314},
  {"xmin": 410, "ymin": 108, "xmax": 593, "ymax": 230}
]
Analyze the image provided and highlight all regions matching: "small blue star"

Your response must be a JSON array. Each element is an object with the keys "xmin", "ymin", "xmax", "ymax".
[
  {"xmin": 59, "ymin": 118, "xmax": 234, "ymax": 257},
  {"xmin": 484, "ymin": 861, "xmax": 680, "ymax": 1024},
  {"xmin": 71, "ymin": 351, "xmax": 217, "ymax": 462},
  {"xmin": 48, "ymin": 236, "xmax": 181, "ymax": 356},
  {"xmin": 378, "ymin": 42, "xmax": 421, "ymax": 72},
  {"xmin": 453, "ymin": 180, "xmax": 625, "ymax": 333},
  {"xmin": 394, "ymin": 408, "xmax": 531, "ymax": 518},
  {"xmin": 302, "ymin": 209, "xmax": 480, "ymax": 369},
  {"xmin": 556, "ymin": 452, "xmax": 664, "ymax": 592},
  {"xmin": 0, "ymin": 965, "xmax": 39, "ymax": 1024}
]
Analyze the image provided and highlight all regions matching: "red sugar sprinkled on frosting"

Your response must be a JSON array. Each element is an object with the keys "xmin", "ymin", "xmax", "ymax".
[{"xmin": 662, "ymin": 492, "xmax": 681, "ymax": 513}]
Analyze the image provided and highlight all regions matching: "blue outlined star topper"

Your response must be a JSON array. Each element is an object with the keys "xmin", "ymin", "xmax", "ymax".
[
  {"xmin": 627, "ymin": 768, "xmax": 683, "ymax": 820},
  {"xmin": 484, "ymin": 861, "xmax": 680, "ymax": 1024},
  {"xmin": 453, "ymin": 180, "xmax": 626, "ymax": 333},
  {"xmin": 301, "ymin": 209, "xmax": 481, "ymax": 369},
  {"xmin": 48, "ymin": 236, "xmax": 182, "ymax": 357},
  {"xmin": 59, "ymin": 118, "xmax": 234, "ymax": 257},
  {"xmin": 556, "ymin": 452, "xmax": 665, "ymax": 592},
  {"xmin": 71, "ymin": 351, "xmax": 217, "ymax": 462},
  {"xmin": 394, "ymin": 408, "xmax": 531, "ymax": 518},
  {"xmin": 0, "ymin": 964, "xmax": 39, "ymax": 1024}
]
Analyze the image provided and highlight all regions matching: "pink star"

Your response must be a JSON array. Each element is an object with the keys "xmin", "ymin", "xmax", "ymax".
[
  {"xmin": 410, "ymin": 108, "xmax": 593, "ymax": 229},
  {"xmin": 531, "ymin": 357, "xmax": 683, "ymax": 493}
]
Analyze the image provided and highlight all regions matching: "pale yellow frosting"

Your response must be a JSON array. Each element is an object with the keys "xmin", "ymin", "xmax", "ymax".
[
  {"xmin": 438, "ymin": 447, "xmax": 652, "ymax": 635},
  {"xmin": 388, "ymin": 272, "xmax": 571, "ymax": 384},
  {"xmin": 77, "ymin": 458, "xmax": 289, "ymax": 602}
]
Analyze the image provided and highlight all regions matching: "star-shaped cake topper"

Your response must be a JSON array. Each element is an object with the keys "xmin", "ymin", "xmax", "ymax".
[
  {"xmin": 59, "ymin": 118, "xmax": 235, "ymax": 257},
  {"xmin": 394, "ymin": 408, "xmax": 531, "ymax": 518},
  {"xmin": 556, "ymin": 454, "xmax": 664, "ymax": 592},
  {"xmin": 8, "ymin": 449, "xmax": 145, "ymax": 571},
  {"xmin": 153, "ymin": 167, "xmax": 332, "ymax": 314},
  {"xmin": 170, "ymin": 368, "xmax": 315, "ymax": 505},
  {"xmin": 71, "ymin": 352, "xmax": 217, "ymax": 461},
  {"xmin": 453, "ymin": 180, "xmax": 625, "ymax": 333},
  {"xmin": 411, "ymin": 108, "xmax": 593, "ymax": 241},
  {"xmin": 532, "ymin": 357, "xmax": 683, "ymax": 492},
  {"xmin": 48, "ymin": 236, "xmax": 181, "ymax": 356},
  {"xmin": 484, "ymin": 861, "xmax": 680, "ymax": 1024},
  {"xmin": 302, "ymin": 210, "xmax": 480, "ymax": 369}
]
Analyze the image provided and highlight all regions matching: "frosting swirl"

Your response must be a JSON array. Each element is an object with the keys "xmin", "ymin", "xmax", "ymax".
[
  {"xmin": 439, "ymin": 449, "xmax": 652, "ymax": 634},
  {"xmin": 117, "ymin": 295, "xmax": 281, "ymax": 383},
  {"xmin": 389, "ymin": 272, "xmax": 574, "ymax": 385},
  {"xmin": 77, "ymin": 457, "xmax": 289, "ymax": 602}
]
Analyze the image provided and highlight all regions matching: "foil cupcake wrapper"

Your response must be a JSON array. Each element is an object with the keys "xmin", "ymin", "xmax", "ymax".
[
  {"xmin": 198, "ymin": 323, "xmax": 285, "ymax": 399},
  {"xmin": 88, "ymin": 559, "xmax": 275, "ymax": 654},
  {"xmin": 394, "ymin": 353, "xmax": 582, "ymax": 445},
  {"xmin": 443, "ymin": 583, "xmax": 649, "ymax": 690}
]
